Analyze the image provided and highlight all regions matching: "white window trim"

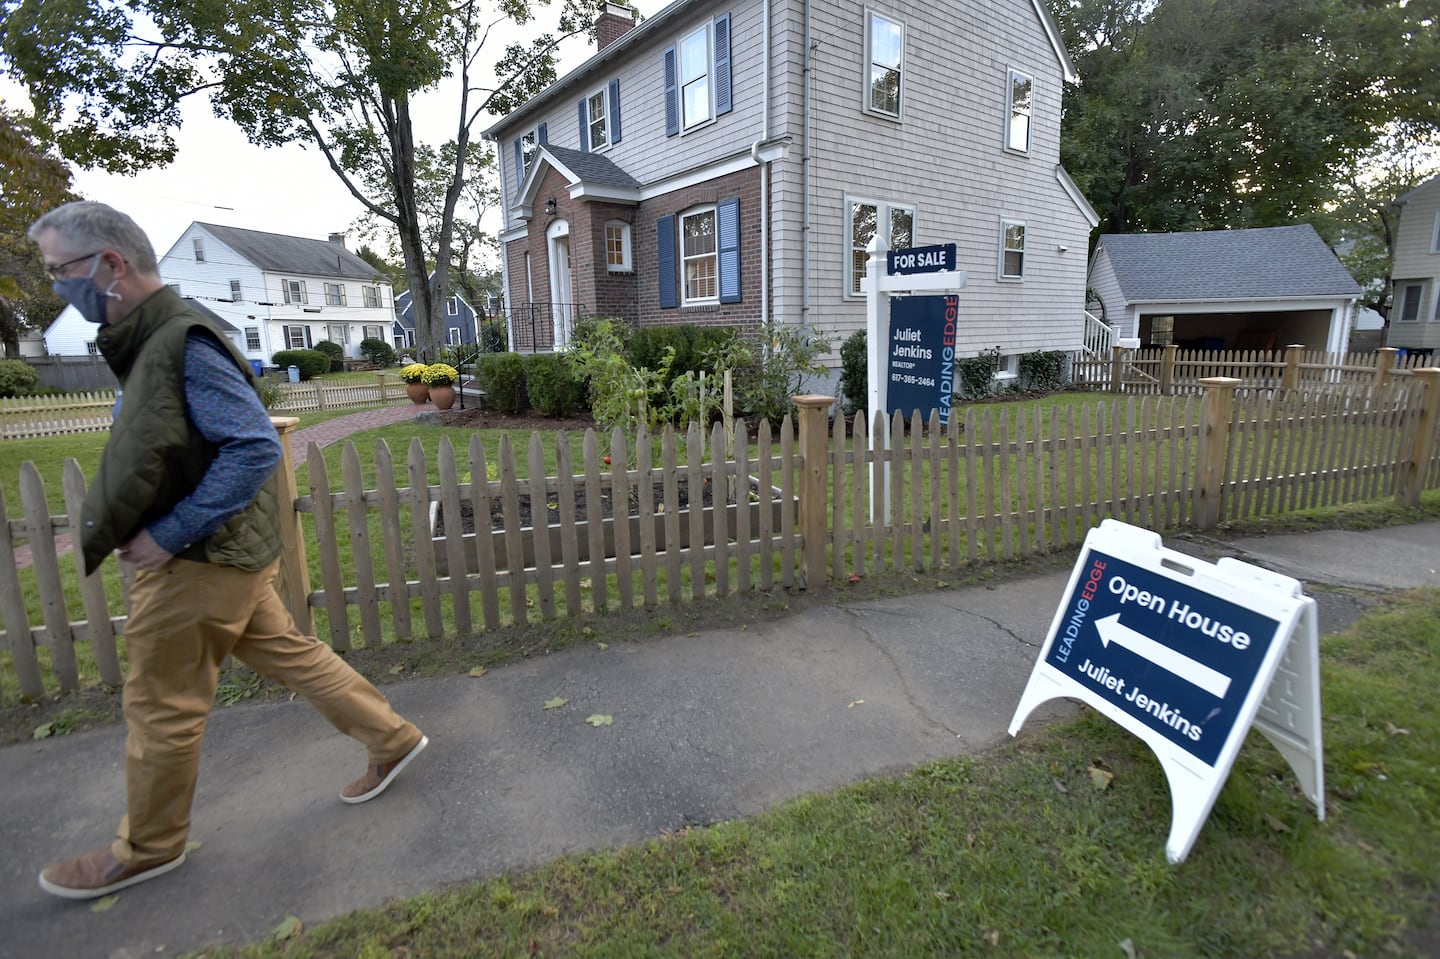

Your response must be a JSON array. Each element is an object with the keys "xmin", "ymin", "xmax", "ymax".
[
  {"xmin": 587, "ymin": 86, "xmax": 610, "ymax": 151},
  {"xmin": 448, "ymin": 327, "xmax": 462, "ymax": 345},
  {"xmin": 1431, "ymin": 211, "xmax": 1440, "ymax": 254},
  {"xmin": 678, "ymin": 22, "xmax": 715, "ymax": 133},
  {"xmin": 283, "ymin": 279, "xmax": 307, "ymax": 305},
  {"xmin": 1397, "ymin": 283, "xmax": 1423, "ymax": 322},
  {"xmin": 605, "ymin": 220, "xmax": 633, "ymax": 272},
  {"xmin": 363, "ymin": 285, "xmax": 382, "ymax": 309},
  {"xmin": 1005, "ymin": 67, "xmax": 1034, "ymax": 156},
  {"xmin": 245, "ymin": 327, "xmax": 261, "ymax": 351},
  {"xmin": 193, "ymin": 237, "xmax": 205, "ymax": 262},
  {"xmin": 325, "ymin": 282, "xmax": 347, "ymax": 306},
  {"xmin": 862, "ymin": 9, "xmax": 905, "ymax": 122},
  {"xmin": 999, "ymin": 218, "xmax": 1027, "ymax": 281},
  {"xmin": 680, "ymin": 204, "xmax": 720, "ymax": 307},
  {"xmin": 447, "ymin": 298, "xmax": 459, "ymax": 316},
  {"xmin": 844, "ymin": 194, "xmax": 916, "ymax": 300},
  {"xmin": 284, "ymin": 325, "xmax": 311, "ymax": 349},
  {"xmin": 229, "ymin": 279, "xmax": 243, "ymax": 302},
  {"xmin": 520, "ymin": 127, "xmax": 539, "ymax": 176}
]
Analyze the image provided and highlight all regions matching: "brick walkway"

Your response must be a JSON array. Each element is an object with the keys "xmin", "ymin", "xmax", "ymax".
[{"xmin": 13, "ymin": 401, "xmax": 431, "ymax": 569}]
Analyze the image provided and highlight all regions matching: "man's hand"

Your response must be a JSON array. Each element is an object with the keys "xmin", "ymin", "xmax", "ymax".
[{"xmin": 118, "ymin": 530, "xmax": 173, "ymax": 571}]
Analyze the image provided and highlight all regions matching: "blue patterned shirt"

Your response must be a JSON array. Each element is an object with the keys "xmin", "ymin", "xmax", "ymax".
[{"xmin": 145, "ymin": 333, "xmax": 282, "ymax": 555}]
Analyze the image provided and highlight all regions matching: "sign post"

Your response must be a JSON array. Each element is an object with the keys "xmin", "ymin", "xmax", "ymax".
[
  {"xmin": 863, "ymin": 237, "xmax": 967, "ymax": 519},
  {"xmin": 1009, "ymin": 519, "xmax": 1324, "ymax": 863}
]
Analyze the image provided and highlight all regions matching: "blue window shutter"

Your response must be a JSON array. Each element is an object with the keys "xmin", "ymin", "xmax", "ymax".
[
  {"xmin": 578, "ymin": 99, "xmax": 589, "ymax": 151},
  {"xmin": 714, "ymin": 14, "xmax": 732, "ymax": 116},
  {"xmin": 513, "ymin": 139, "xmax": 523, "ymax": 184},
  {"xmin": 609, "ymin": 78, "xmax": 622, "ymax": 143},
  {"xmin": 657, "ymin": 216, "xmax": 678, "ymax": 309},
  {"xmin": 718, "ymin": 197, "xmax": 741, "ymax": 303},
  {"xmin": 663, "ymin": 46, "xmax": 679, "ymax": 137},
  {"xmin": 538, "ymin": 122, "xmax": 547, "ymax": 144}
]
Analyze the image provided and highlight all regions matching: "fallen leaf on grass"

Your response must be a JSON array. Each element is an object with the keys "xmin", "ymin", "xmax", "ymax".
[
  {"xmin": 580, "ymin": 578, "xmax": 592, "ymax": 589},
  {"xmin": 1264, "ymin": 814, "xmax": 1290, "ymax": 833},
  {"xmin": 1052, "ymin": 777, "xmax": 1069, "ymax": 794},
  {"xmin": 270, "ymin": 915, "xmax": 303, "ymax": 941},
  {"xmin": 985, "ymin": 929, "xmax": 999, "ymax": 945},
  {"xmin": 1087, "ymin": 765, "xmax": 1114, "ymax": 790},
  {"xmin": 90, "ymin": 895, "xmax": 119, "ymax": 913},
  {"xmin": 469, "ymin": 666, "xmax": 488, "ymax": 678},
  {"xmin": 388, "ymin": 664, "xmax": 405, "ymax": 675},
  {"xmin": 586, "ymin": 714, "xmax": 614, "ymax": 727},
  {"xmin": 1386, "ymin": 722, "xmax": 1410, "ymax": 736},
  {"xmin": 544, "ymin": 696, "xmax": 569, "ymax": 710},
  {"xmin": 33, "ymin": 723, "xmax": 53, "ymax": 740},
  {"xmin": 1119, "ymin": 938, "xmax": 1137, "ymax": 959},
  {"xmin": 595, "ymin": 642, "xmax": 609, "ymax": 651}
]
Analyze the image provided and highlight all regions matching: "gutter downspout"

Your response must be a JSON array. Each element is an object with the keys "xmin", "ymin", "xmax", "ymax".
[
  {"xmin": 750, "ymin": 0, "xmax": 772, "ymax": 329},
  {"xmin": 801, "ymin": 0, "xmax": 812, "ymax": 329}
]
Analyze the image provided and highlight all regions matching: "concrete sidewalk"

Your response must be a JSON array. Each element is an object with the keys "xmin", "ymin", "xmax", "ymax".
[{"xmin": 1, "ymin": 523, "xmax": 1435, "ymax": 958}]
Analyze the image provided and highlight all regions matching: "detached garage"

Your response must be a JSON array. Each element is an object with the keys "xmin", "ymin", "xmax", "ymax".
[{"xmin": 1088, "ymin": 225, "xmax": 1362, "ymax": 355}]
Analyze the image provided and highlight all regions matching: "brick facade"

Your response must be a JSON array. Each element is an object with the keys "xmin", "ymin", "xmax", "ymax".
[{"xmin": 505, "ymin": 165, "xmax": 765, "ymax": 344}]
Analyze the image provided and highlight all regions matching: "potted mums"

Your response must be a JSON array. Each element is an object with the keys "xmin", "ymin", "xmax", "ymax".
[
  {"xmin": 423, "ymin": 363, "xmax": 459, "ymax": 411},
  {"xmin": 400, "ymin": 363, "xmax": 431, "ymax": 404}
]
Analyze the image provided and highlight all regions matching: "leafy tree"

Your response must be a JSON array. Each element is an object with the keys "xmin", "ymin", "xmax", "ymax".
[
  {"xmin": 1050, "ymin": 0, "xmax": 1440, "ymax": 236},
  {"xmin": 1, "ymin": 0, "xmax": 598, "ymax": 355},
  {"xmin": 0, "ymin": 106, "xmax": 77, "ymax": 356}
]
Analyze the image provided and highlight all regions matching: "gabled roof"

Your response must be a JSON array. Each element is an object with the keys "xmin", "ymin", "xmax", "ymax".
[
  {"xmin": 1394, "ymin": 174, "xmax": 1440, "ymax": 206},
  {"xmin": 515, "ymin": 145, "xmax": 642, "ymax": 214},
  {"xmin": 394, "ymin": 281, "xmax": 475, "ymax": 329},
  {"xmin": 1096, "ymin": 225, "xmax": 1362, "ymax": 302},
  {"xmin": 193, "ymin": 223, "xmax": 381, "ymax": 281},
  {"xmin": 186, "ymin": 298, "xmax": 239, "ymax": 332}
]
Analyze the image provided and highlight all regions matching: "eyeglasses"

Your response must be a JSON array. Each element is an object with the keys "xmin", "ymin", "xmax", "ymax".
[{"xmin": 45, "ymin": 251, "xmax": 102, "ymax": 279}]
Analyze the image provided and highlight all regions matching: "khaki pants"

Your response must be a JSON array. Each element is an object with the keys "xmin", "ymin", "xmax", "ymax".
[{"xmin": 113, "ymin": 558, "xmax": 419, "ymax": 866}]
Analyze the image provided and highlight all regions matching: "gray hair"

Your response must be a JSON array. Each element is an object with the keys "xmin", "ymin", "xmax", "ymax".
[{"xmin": 28, "ymin": 201, "xmax": 160, "ymax": 276}]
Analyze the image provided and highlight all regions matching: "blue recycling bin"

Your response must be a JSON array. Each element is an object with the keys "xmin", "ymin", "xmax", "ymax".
[{"xmin": 249, "ymin": 360, "xmax": 264, "ymax": 377}]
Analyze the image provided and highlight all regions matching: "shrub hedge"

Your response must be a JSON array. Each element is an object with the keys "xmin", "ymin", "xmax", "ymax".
[
  {"xmin": 525, "ymin": 353, "xmax": 585, "ymax": 418},
  {"xmin": 272, "ymin": 349, "xmax": 331, "ymax": 380},
  {"xmin": 475, "ymin": 352, "xmax": 528, "ymax": 413}
]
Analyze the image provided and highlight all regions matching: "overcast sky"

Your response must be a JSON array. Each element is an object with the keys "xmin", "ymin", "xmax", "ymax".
[{"xmin": 7, "ymin": 1, "xmax": 667, "ymax": 259}]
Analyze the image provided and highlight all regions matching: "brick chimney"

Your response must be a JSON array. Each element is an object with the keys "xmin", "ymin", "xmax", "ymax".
[
  {"xmin": 596, "ymin": 2, "xmax": 636, "ymax": 51},
  {"xmin": 328, "ymin": 232, "xmax": 347, "ymax": 248}
]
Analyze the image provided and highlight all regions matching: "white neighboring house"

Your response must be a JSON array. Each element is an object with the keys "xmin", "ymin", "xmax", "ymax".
[
  {"xmin": 158, "ymin": 223, "xmax": 395, "ymax": 365},
  {"xmin": 44, "ymin": 223, "xmax": 398, "ymax": 365},
  {"xmin": 45, "ymin": 298, "xmax": 244, "ymax": 358}
]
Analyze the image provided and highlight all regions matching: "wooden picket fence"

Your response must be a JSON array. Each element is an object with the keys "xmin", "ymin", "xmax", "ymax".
[
  {"xmin": 2, "ymin": 371, "xmax": 1438, "ymax": 700},
  {"xmin": 265, "ymin": 375, "xmax": 416, "ymax": 414},
  {"xmin": 1072, "ymin": 345, "xmax": 1430, "ymax": 395},
  {"xmin": 0, "ymin": 392, "xmax": 117, "ymax": 440}
]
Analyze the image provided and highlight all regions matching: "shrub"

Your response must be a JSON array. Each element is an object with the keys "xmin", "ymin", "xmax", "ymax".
[
  {"xmin": 838, "ymin": 329, "xmax": 867, "ymax": 416},
  {"xmin": 567, "ymin": 318, "xmax": 676, "ymax": 432},
  {"xmin": 957, "ymin": 346, "xmax": 1002, "ymax": 399},
  {"xmin": 1018, "ymin": 350, "xmax": 1067, "ymax": 393},
  {"xmin": 525, "ymin": 353, "xmax": 585, "ymax": 418},
  {"xmin": 313, "ymin": 340, "xmax": 345, "ymax": 371},
  {"xmin": 629, "ymin": 324, "xmax": 739, "ymax": 389},
  {"xmin": 272, "ymin": 349, "xmax": 331, "ymax": 380},
  {"xmin": 478, "ymin": 320, "xmax": 508, "ymax": 353},
  {"xmin": 0, "ymin": 359, "xmax": 41, "ymax": 397},
  {"xmin": 360, "ymin": 338, "xmax": 397, "ymax": 368},
  {"xmin": 475, "ymin": 352, "xmax": 528, "ymax": 413},
  {"xmin": 704, "ymin": 318, "xmax": 832, "ymax": 425}
]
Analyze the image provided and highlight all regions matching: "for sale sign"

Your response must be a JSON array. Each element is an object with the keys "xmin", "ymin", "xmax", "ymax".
[{"xmin": 886, "ymin": 294, "xmax": 956, "ymax": 426}]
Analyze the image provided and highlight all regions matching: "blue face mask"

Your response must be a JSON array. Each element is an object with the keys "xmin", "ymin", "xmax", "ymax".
[{"xmin": 52, "ymin": 254, "xmax": 119, "ymax": 325}]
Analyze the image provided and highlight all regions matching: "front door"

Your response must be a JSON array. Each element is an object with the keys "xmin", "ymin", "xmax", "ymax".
[{"xmin": 547, "ymin": 220, "xmax": 572, "ymax": 350}]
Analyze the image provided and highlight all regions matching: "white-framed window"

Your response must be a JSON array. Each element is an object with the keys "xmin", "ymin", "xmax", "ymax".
[
  {"xmin": 447, "ymin": 298, "xmax": 458, "ymax": 316},
  {"xmin": 245, "ymin": 327, "xmax": 261, "ymax": 351},
  {"xmin": 680, "ymin": 206, "xmax": 719, "ymax": 305},
  {"xmin": 1005, "ymin": 68, "xmax": 1033, "ymax": 154},
  {"xmin": 679, "ymin": 23, "xmax": 713, "ymax": 131},
  {"xmin": 283, "ymin": 279, "xmax": 307, "ymax": 304},
  {"xmin": 85, "ymin": 340, "xmax": 98, "ymax": 356},
  {"xmin": 363, "ymin": 324, "xmax": 384, "ymax": 341},
  {"xmin": 1398, "ymin": 283, "xmax": 1423, "ymax": 322},
  {"xmin": 1431, "ymin": 211, "xmax": 1440, "ymax": 254},
  {"xmin": 448, "ymin": 327, "xmax": 461, "ymax": 345},
  {"xmin": 362, "ymin": 285, "xmax": 382, "ymax": 308},
  {"xmin": 283, "ymin": 325, "xmax": 312, "ymax": 349},
  {"xmin": 229, "ymin": 279, "xmax": 243, "ymax": 301},
  {"xmin": 587, "ymin": 88, "xmax": 609, "ymax": 150},
  {"xmin": 1000, "ymin": 219, "xmax": 1027, "ymax": 279},
  {"xmin": 863, "ymin": 10, "xmax": 905, "ymax": 119},
  {"xmin": 324, "ymin": 282, "xmax": 347, "ymax": 306},
  {"xmin": 846, "ymin": 196, "xmax": 914, "ymax": 296},
  {"xmin": 193, "ymin": 237, "xmax": 205, "ymax": 262},
  {"xmin": 606, "ymin": 220, "xmax": 633, "ymax": 272}
]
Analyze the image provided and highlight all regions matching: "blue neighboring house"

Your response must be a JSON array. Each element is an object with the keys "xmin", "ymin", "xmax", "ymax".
[{"xmin": 393, "ymin": 278, "xmax": 480, "ymax": 353}]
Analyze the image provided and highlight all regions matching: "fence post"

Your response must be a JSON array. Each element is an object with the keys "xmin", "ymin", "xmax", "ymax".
[
  {"xmin": 793, "ymin": 394, "xmax": 834, "ymax": 589},
  {"xmin": 1282, "ymin": 345, "xmax": 1304, "ymax": 391},
  {"xmin": 1397, "ymin": 368, "xmax": 1440, "ymax": 507},
  {"xmin": 1161, "ymin": 344, "xmax": 1177, "ymax": 395},
  {"xmin": 1193, "ymin": 377, "xmax": 1241, "ymax": 530},
  {"xmin": 377, "ymin": 373, "xmax": 389, "ymax": 403},
  {"xmin": 1374, "ymin": 347, "xmax": 1399, "ymax": 390},
  {"xmin": 270, "ymin": 417, "xmax": 314, "ymax": 633},
  {"xmin": 314, "ymin": 381, "xmax": 327, "ymax": 411},
  {"xmin": 1110, "ymin": 345, "xmax": 1126, "ymax": 394}
]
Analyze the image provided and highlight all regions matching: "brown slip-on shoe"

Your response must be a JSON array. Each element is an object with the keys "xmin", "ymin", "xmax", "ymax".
[
  {"xmin": 38, "ymin": 847, "xmax": 186, "ymax": 900},
  {"xmin": 340, "ymin": 733, "xmax": 428, "ymax": 804}
]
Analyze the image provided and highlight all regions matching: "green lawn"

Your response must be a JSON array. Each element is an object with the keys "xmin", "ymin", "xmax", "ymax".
[{"xmin": 190, "ymin": 586, "xmax": 1440, "ymax": 959}]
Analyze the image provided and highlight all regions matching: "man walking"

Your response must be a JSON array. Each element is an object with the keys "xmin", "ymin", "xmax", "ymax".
[{"xmin": 29, "ymin": 202, "xmax": 428, "ymax": 900}]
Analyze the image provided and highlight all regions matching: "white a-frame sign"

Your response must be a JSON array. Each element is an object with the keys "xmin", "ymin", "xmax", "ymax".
[{"xmin": 1009, "ymin": 519, "xmax": 1324, "ymax": 863}]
